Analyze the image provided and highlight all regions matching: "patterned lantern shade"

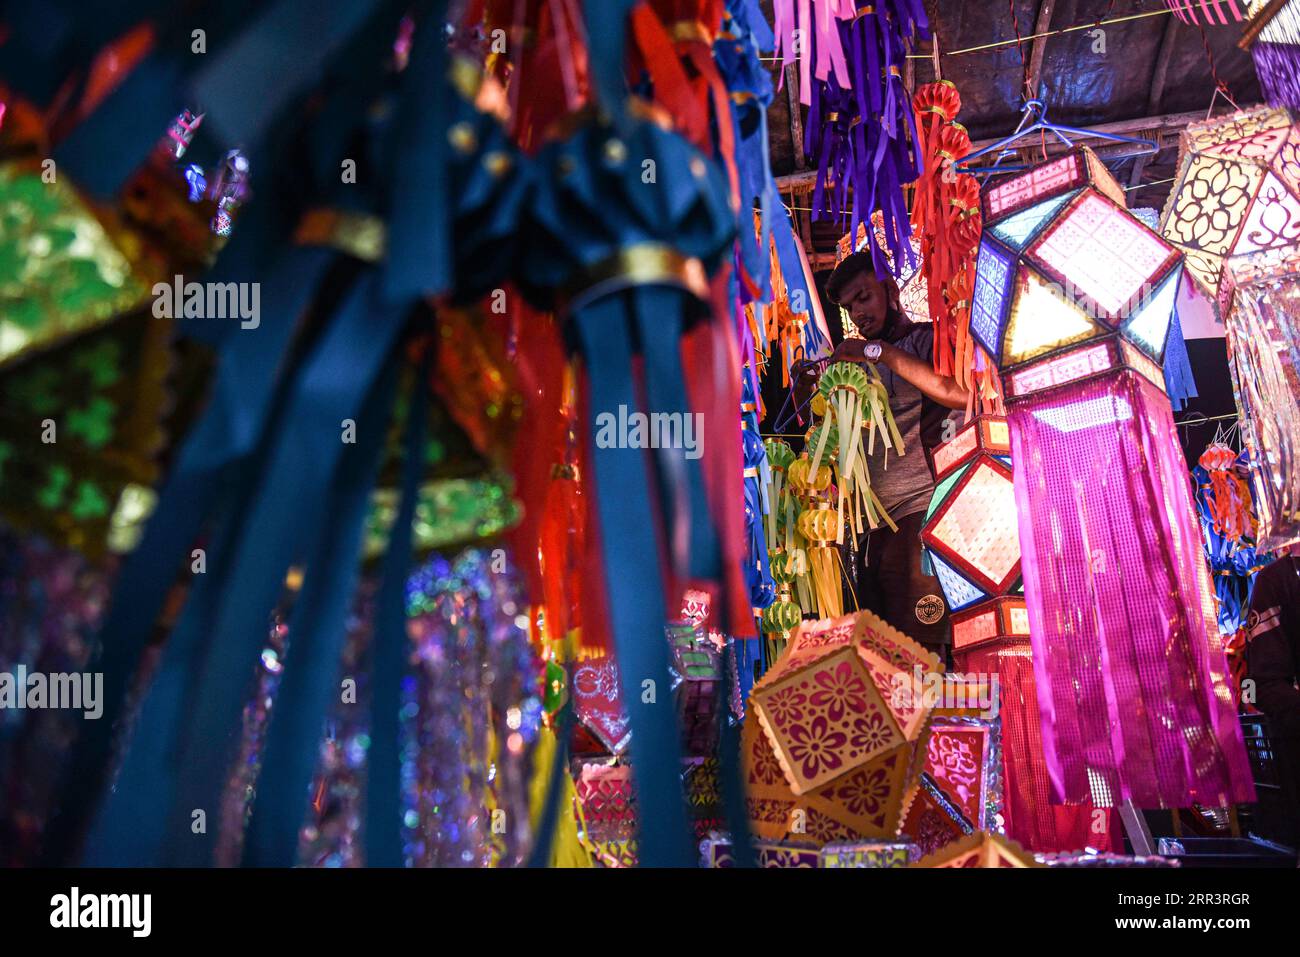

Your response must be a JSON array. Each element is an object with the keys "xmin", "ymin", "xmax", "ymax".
[
  {"xmin": 838, "ymin": 212, "xmax": 930, "ymax": 326},
  {"xmin": 743, "ymin": 610, "xmax": 940, "ymax": 842},
  {"xmin": 920, "ymin": 416, "xmax": 1021, "ymax": 628},
  {"xmin": 1242, "ymin": 1, "xmax": 1300, "ymax": 110},
  {"xmin": 986, "ymin": 151, "xmax": 1255, "ymax": 809},
  {"xmin": 1160, "ymin": 105, "xmax": 1300, "ymax": 311},
  {"xmin": 1161, "ymin": 105, "xmax": 1300, "ymax": 549},
  {"xmin": 909, "ymin": 830, "xmax": 1039, "ymax": 868},
  {"xmin": 971, "ymin": 147, "xmax": 1184, "ymax": 398}
]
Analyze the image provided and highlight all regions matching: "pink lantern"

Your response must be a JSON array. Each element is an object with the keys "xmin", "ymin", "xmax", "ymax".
[{"xmin": 977, "ymin": 148, "xmax": 1254, "ymax": 810}]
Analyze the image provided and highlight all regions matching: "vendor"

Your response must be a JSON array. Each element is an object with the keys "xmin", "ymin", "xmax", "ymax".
[
  {"xmin": 1245, "ymin": 552, "xmax": 1300, "ymax": 851},
  {"xmin": 794, "ymin": 250, "xmax": 968, "ymax": 655}
]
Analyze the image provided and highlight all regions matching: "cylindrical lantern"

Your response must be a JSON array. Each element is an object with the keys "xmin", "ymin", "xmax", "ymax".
[
  {"xmin": 920, "ymin": 415, "xmax": 1118, "ymax": 851},
  {"xmin": 1242, "ymin": 2, "xmax": 1300, "ymax": 110},
  {"xmin": 974, "ymin": 146, "xmax": 1254, "ymax": 809}
]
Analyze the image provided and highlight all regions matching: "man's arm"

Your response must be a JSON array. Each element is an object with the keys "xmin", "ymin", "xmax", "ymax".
[{"xmin": 832, "ymin": 339, "xmax": 969, "ymax": 410}]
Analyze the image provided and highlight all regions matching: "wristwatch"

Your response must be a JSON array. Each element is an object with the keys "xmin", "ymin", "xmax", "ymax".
[{"xmin": 863, "ymin": 341, "xmax": 883, "ymax": 362}]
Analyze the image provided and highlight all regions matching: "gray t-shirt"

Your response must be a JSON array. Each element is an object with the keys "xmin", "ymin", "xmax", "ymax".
[{"xmin": 865, "ymin": 323, "xmax": 953, "ymax": 521}]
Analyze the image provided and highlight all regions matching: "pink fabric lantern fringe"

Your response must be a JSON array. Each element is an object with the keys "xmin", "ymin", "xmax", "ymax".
[
  {"xmin": 1164, "ymin": 1, "xmax": 1247, "ymax": 25},
  {"xmin": 964, "ymin": 649, "xmax": 1120, "ymax": 853},
  {"xmin": 1009, "ymin": 369, "xmax": 1255, "ymax": 809}
]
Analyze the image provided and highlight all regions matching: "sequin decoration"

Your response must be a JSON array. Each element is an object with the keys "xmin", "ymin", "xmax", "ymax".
[{"xmin": 402, "ymin": 546, "xmax": 542, "ymax": 866}]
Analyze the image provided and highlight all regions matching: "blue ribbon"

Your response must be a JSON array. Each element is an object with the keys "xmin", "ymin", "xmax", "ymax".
[
  {"xmin": 83, "ymin": 270, "xmax": 405, "ymax": 865},
  {"xmin": 361, "ymin": 361, "xmax": 429, "ymax": 868},
  {"xmin": 573, "ymin": 293, "xmax": 694, "ymax": 867},
  {"xmin": 239, "ymin": 339, "xmax": 402, "ymax": 867}
]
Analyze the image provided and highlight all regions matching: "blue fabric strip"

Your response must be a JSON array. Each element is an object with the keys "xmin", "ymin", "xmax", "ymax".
[
  {"xmin": 361, "ymin": 365, "xmax": 429, "ymax": 868},
  {"xmin": 44, "ymin": 246, "xmax": 334, "ymax": 865},
  {"xmin": 84, "ymin": 271, "xmax": 404, "ymax": 864},
  {"xmin": 239, "ymin": 345, "xmax": 401, "ymax": 867},
  {"xmin": 574, "ymin": 294, "xmax": 694, "ymax": 867}
]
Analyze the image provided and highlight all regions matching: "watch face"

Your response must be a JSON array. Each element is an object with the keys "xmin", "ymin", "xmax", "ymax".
[{"xmin": 865, "ymin": 343, "xmax": 882, "ymax": 361}]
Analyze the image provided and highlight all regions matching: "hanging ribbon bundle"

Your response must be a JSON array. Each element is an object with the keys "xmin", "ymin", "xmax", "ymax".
[
  {"xmin": 806, "ymin": 361, "xmax": 902, "ymax": 541},
  {"xmin": 781, "ymin": 1, "xmax": 928, "ymax": 279},
  {"xmin": 759, "ymin": 550, "xmax": 802, "ymax": 663},
  {"xmin": 478, "ymin": 0, "xmax": 591, "ymax": 152},
  {"xmin": 1198, "ymin": 442, "xmax": 1251, "ymax": 542},
  {"xmin": 1193, "ymin": 446, "xmax": 1271, "ymax": 664},
  {"xmin": 946, "ymin": 174, "xmax": 1003, "ymax": 413},
  {"xmin": 40, "ymin": 1, "xmax": 546, "ymax": 868},
  {"xmin": 784, "ymin": 454, "xmax": 830, "ymax": 615},
  {"xmin": 513, "ymin": 0, "xmax": 745, "ymax": 864},
  {"xmin": 794, "ymin": 498, "xmax": 844, "ymax": 620},
  {"xmin": 714, "ymin": 0, "xmax": 777, "ymax": 302},
  {"xmin": 762, "ymin": 437, "xmax": 795, "ymax": 554},
  {"xmin": 750, "ymin": 208, "xmax": 835, "ymax": 384},
  {"xmin": 742, "ymin": 425, "xmax": 777, "ymax": 611},
  {"xmin": 910, "ymin": 81, "xmax": 977, "ymax": 377}
]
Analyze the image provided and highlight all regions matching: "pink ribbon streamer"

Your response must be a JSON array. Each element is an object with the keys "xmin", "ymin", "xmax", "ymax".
[{"xmin": 1008, "ymin": 370, "xmax": 1254, "ymax": 809}]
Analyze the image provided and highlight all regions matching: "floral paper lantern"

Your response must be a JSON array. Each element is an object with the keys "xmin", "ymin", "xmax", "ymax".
[
  {"xmin": 743, "ymin": 610, "xmax": 940, "ymax": 842},
  {"xmin": 1161, "ymin": 105, "xmax": 1300, "ymax": 549},
  {"xmin": 909, "ymin": 830, "xmax": 1038, "ymax": 868},
  {"xmin": 984, "ymin": 150, "xmax": 1255, "ymax": 810}
]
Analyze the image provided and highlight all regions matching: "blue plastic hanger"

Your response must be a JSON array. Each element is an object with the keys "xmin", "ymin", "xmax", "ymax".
[{"xmin": 954, "ymin": 99, "xmax": 1159, "ymax": 175}]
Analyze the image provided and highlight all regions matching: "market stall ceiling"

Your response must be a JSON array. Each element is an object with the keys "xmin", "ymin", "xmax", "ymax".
[{"xmin": 765, "ymin": 0, "xmax": 1263, "ymax": 257}]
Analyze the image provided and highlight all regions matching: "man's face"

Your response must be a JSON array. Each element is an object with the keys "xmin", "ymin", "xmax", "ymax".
[{"xmin": 837, "ymin": 271, "xmax": 892, "ymax": 338}]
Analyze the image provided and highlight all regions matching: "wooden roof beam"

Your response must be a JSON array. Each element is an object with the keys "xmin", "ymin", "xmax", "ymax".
[
  {"xmin": 1025, "ymin": 0, "xmax": 1057, "ymax": 100},
  {"xmin": 1131, "ymin": 12, "xmax": 1180, "ymax": 188}
]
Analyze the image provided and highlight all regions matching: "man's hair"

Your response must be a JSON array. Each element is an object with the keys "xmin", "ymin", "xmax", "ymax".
[{"xmin": 825, "ymin": 250, "xmax": 882, "ymax": 304}]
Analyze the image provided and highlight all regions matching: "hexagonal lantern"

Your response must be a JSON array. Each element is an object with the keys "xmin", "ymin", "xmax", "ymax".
[
  {"xmin": 920, "ymin": 416, "xmax": 1020, "ymax": 621},
  {"xmin": 1160, "ymin": 105, "xmax": 1300, "ymax": 550},
  {"xmin": 1160, "ymin": 105, "xmax": 1300, "ymax": 315},
  {"xmin": 749, "ymin": 609, "xmax": 939, "ymax": 802},
  {"xmin": 970, "ymin": 146, "xmax": 1183, "ymax": 403}
]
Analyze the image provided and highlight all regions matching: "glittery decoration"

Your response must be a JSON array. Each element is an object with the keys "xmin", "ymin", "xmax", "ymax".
[
  {"xmin": 0, "ymin": 163, "xmax": 149, "ymax": 367},
  {"xmin": 363, "ymin": 472, "xmax": 521, "ymax": 559},
  {"xmin": 401, "ymin": 546, "xmax": 542, "ymax": 867},
  {"xmin": 0, "ymin": 314, "xmax": 172, "ymax": 556},
  {"xmin": 0, "ymin": 525, "xmax": 115, "ymax": 864}
]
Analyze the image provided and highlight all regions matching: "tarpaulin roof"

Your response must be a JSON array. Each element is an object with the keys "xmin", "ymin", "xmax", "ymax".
[{"xmin": 767, "ymin": 0, "xmax": 1264, "ymax": 251}]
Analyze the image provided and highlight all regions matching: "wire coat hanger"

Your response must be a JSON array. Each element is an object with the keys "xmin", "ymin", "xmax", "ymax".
[{"xmin": 955, "ymin": 99, "xmax": 1159, "ymax": 175}]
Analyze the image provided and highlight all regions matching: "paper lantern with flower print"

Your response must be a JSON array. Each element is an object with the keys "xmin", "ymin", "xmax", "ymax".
[
  {"xmin": 749, "ymin": 609, "xmax": 939, "ymax": 801},
  {"xmin": 742, "ymin": 611, "xmax": 941, "ymax": 844}
]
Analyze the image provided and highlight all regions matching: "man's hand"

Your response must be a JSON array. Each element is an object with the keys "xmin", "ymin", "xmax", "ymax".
[
  {"xmin": 831, "ymin": 339, "xmax": 869, "ymax": 363},
  {"xmin": 791, "ymin": 358, "xmax": 827, "ymax": 416}
]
